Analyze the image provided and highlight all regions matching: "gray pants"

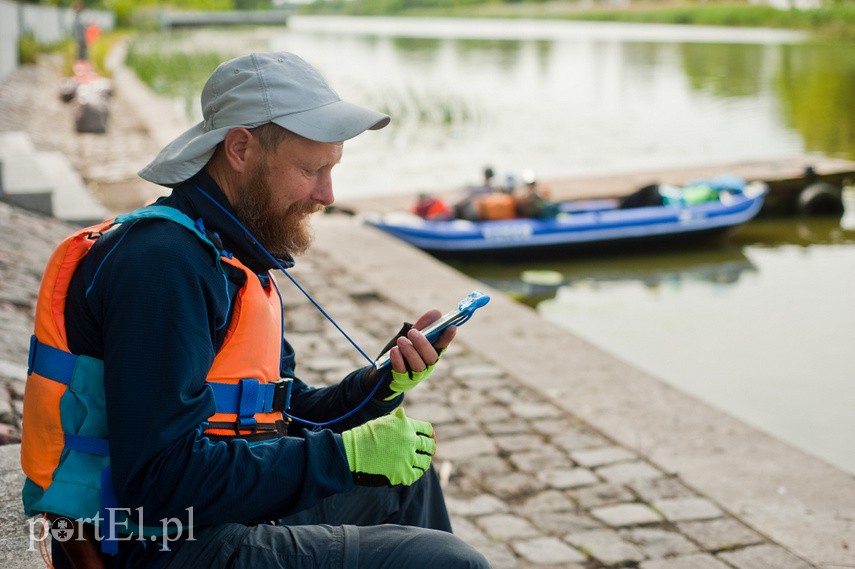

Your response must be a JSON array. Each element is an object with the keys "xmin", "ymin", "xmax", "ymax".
[{"xmin": 164, "ymin": 468, "xmax": 491, "ymax": 569}]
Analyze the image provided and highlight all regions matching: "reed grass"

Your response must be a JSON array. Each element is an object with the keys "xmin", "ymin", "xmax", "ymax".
[{"xmin": 125, "ymin": 40, "xmax": 225, "ymax": 97}]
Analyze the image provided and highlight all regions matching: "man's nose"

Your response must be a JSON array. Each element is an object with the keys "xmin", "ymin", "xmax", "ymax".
[{"xmin": 314, "ymin": 173, "xmax": 335, "ymax": 206}]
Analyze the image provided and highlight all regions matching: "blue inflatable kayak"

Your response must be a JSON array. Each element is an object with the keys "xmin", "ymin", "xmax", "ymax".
[{"xmin": 364, "ymin": 180, "xmax": 767, "ymax": 259}]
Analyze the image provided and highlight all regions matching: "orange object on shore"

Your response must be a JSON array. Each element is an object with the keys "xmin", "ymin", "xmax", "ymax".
[
  {"xmin": 85, "ymin": 23, "xmax": 101, "ymax": 46},
  {"xmin": 412, "ymin": 194, "xmax": 454, "ymax": 220},
  {"xmin": 476, "ymin": 194, "xmax": 516, "ymax": 220}
]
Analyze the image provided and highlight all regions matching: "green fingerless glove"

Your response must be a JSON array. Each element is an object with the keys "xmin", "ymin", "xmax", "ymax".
[
  {"xmin": 384, "ymin": 349, "xmax": 445, "ymax": 401},
  {"xmin": 341, "ymin": 407, "xmax": 435, "ymax": 486}
]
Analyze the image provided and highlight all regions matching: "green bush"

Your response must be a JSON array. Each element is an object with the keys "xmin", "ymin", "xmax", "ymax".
[{"xmin": 18, "ymin": 32, "xmax": 39, "ymax": 65}]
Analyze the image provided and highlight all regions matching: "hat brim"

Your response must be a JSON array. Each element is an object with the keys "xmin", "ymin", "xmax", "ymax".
[
  {"xmin": 138, "ymin": 100, "xmax": 390, "ymax": 187},
  {"xmin": 138, "ymin": 121, "xmax": 231, "ymax": 187},
  {"xmin": 273, "ymin": 99, "xmax": 390, "ymax": 144}
]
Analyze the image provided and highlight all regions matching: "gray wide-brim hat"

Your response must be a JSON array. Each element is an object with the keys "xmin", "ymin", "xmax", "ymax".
[{"xmin": 138, "ymin": 52, "xmax": 390, "ymax": 187}]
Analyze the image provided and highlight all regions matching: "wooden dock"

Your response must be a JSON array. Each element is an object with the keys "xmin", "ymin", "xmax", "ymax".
[
  {"xmin": 343, "ymin": 155, "xmax": 855, "ymax": 217},
  {"xmin": 544, "ymin": 155, "xmax": 855, "ymax": 216}
]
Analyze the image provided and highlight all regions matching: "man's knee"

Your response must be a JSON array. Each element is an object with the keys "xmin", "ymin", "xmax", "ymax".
[
  {"xmin": 435, "ymin": 533, "xmax": 491, "ymax": 569},
  {"xmin": 377, "ymin": 527, "xmax": 490, "ymax": 569}
]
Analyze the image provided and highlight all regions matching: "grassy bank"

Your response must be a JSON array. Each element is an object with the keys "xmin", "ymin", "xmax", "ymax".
[{"xmin": 302, "ymin": 1, "xmax": 855, "ymax": 39}]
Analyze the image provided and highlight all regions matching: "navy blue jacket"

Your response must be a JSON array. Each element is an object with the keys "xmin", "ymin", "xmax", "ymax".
[{"xmin": 63, "ymin": 171, "xmax": 398, "ymax": 567}]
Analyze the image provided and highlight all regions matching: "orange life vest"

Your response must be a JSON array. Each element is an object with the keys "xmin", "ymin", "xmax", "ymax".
[{"xmin": 21, "ymin": 206, "xmax": 291, "ymax": 547}]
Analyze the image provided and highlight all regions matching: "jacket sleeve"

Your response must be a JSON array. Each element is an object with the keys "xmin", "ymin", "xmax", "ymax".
[{"xmin": 74, "ymin": 222, "xmax": 354, "ymax": 526}]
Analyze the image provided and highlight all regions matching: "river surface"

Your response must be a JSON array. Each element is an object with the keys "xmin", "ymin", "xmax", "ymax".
[
  {"xmin": 452, "ymin": 218, "xmax": 855, "ymax": 475},
  {"xmin": 135, "ymin": 18, "xmax": 855, "ymax": 474},
  {"xmin": 135, "ymin": 16, "xmax": 855, "ymax": 201}
]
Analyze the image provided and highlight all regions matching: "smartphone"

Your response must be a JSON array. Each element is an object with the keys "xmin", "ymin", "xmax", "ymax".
[{"xmin": 374, "ymin": 291, "xmax": 490, "ymax": 370}]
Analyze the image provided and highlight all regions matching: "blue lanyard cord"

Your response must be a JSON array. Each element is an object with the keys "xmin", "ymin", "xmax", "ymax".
[
  {"xmin": 269, "ymin": 280, "xmax": 385, "ymax": 430},
  {"xmin": 191, "ymin": 183, "xmax": 387, "ymax": 429},
  {"xmin": 191, "ymin": 183, "xmax": 377, "ymax": 367}
]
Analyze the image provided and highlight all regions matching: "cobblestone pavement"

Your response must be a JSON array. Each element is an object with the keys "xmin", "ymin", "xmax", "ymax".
[
  {"xmin": 280, "ymin": 250, "xmax": 816, "ymax": 569},
  {"xmin": 0, "ymin": 58, "xmax": 825, "ymax": 568}
]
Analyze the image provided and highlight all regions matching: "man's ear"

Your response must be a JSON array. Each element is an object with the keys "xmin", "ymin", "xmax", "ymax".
[{"xmin": 221, "ymin": 127, "xmax": 254, "ymax": 174}]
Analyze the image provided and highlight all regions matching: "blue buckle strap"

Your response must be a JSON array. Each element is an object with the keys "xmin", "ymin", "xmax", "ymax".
[
  {"xmin": 209, "ymin": 379, "xmax": 292, "ymax": 421},
  {"xmin": 237, "ymin": 379, "xmax": 258, "ymax": 429},
  {"xmin": 28, "ymin": 336, "xmax": 77, "ymax": 385},
  {"xmin": 64, "ymin": 433, "xmax": 110, "ymax": 456},
  {"xmin": 63, "ymin": 435, "xmax": 117, "ymax": 553}
]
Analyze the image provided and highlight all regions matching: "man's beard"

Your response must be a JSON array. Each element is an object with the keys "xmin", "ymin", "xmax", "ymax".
[{"xmin": 232, "ymin": 161, "xmax": 324, "ymax": 258}]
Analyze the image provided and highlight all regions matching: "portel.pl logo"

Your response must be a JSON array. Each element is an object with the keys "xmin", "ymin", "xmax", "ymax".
[{"xmin": 28, "ymin": 507, "xmax": 195, "ymax": 552}]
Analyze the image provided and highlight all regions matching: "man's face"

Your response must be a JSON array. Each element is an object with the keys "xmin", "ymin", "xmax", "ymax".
[{"xmin": 233, "ymin": 133, "xmax": 342, "ymax": 258}]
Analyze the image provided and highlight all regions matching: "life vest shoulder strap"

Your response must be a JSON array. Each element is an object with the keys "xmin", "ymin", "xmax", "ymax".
[{"xmin": 115, "ymin": 205, "xmax": 222, "ymax": 258}]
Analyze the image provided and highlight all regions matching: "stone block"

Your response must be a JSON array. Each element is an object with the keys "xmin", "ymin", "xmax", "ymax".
[
  {"xmin": 718, "ymin": 544, "xmax": 814, "ymax": 569},
  {"xmin": 404, "ymin": 401, "xmax": 458, "ymax": 424},
  {"xmin": 596, "ymin": 461, "xmax": 663, "ymax": 484},
  {"xmin": 435, "ymin": 434, "xmax": 497, "ymax": 462},
  {"xmin": 445, "ymin": 494, "xmax": 508, "ymax": 517},
  {"xmin": 449, "ymin": 515, "xmax": 491, "ymax": 548},
  {"xmin": 550, "ymin": 427, "xmax": 610, "ymax": 452},
  {"xmin": 513, "ymin": 490, "xmax": 575, "ymax": 516},
  {"xmin": 676, "ymin": 518, "xmax": 764, "ymax": 552},
  {"xmin": 629, "ymin": 476, "xmax": 697, "ymax": 503},
  {"xmin": 571, "ymin": 446, "xmax": 636, "ymax": 467},
  {"xmin": 35, "ymin": 151, "xmax": 107, "ymax": 226},
  {"xmin": 457, "ymin": 454, "xmax": 513, "ymax": 478},
  {"xmin": 479, "ymin": 544, "xmax": 519, "ymax": 569},
  {"xmin": 452, "ymin": 363, "xmax": 505, "ymax": 382},
  {"xmin": 508, "ymin": 449, "xmax": 572, "ymax": 473},
  {"xmin": 529, "ymin": 511, "xmax": 603, "ymax": 535},
  {"xmin": 570, "ymin": 482, "xmax": 635, "ymax": 509},
  {"xmin": 621, "ymin": 527, "xmax": 699, "ymax": 559},
  {"xmin": 653, "ymin": 498, "xmax": 724, "ymax": 523},
  {"xmin": 590, "ymin": 503, "xmax": 662, "ymax": 527},
  {"xmin": 482, "ymin": 471, "xmax": 545, "ymax": 500},
  {"xmin": 512, "ymin": 536, "xmax": 587, "ymax": 565},
  {"xmin": 476, "ymin": 513, "xmax": 540, "ymax": 541},
  {"xmin": 640, "ymin": 553, "xmax": 731, "ymax": 569},
  {"xmin": 510, "ymin": 401, "xmax": 564, "ymax": 420},
  {"xmin": 472, "ymin": 404, "xmax": 513, "ymax": 424},
  {"xmin": 493, "ymin": 434, "xmax": 547, "ymax": 453},
  {"xmin": 536, "ymin": 467, "xmax": 599, "ymax": 490},
  {"xmin": 483, "ymin": 418, "xmax": 530, "ymax": 436},
  {"xmin": 565, "ymin": 528, "xmax": 645, "ymax": 566},
  {"xmin": 0, "ymin": 138, "xmax": 53, "ymax": 216}
]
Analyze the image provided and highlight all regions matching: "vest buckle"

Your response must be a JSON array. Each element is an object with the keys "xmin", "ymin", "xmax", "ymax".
[{"xmin": 272, "ymin": 379, "xmax": 293, "ymax": 412}]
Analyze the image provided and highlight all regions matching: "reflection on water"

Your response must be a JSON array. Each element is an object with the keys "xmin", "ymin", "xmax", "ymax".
[
  {"xmin": 455, "ymin": 244, "xmax": 757, "ymax": 307},
  {"xmin": 456, "ymin": 218, "xmax": 855, "ymax": 474}
]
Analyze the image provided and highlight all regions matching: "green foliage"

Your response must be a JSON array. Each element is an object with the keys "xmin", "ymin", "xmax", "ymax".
[
  {"xmin": 775, "ymin": 42, "xmax": 855, "ymax": 160},
  {"xmin": 308, "ymin": 0, "xmax": 494, "ymax": 15},
  {"xmin": 126, "ymin": 42, "xmax": 225, "ymax": 97},
  {"xmin": 17, "ymin": 32, "xmax": 76, "ymax": 66},
  {"xmin": 302, "ymin": 1, "xmax": 855, "ymax": 38},
  {"xmin": 17, "ymin": 32, "xmax": 39, "ymax": 65},
  {"xmin": 102, "ymin": 0, "xmax": 138, "ymax": 28}
]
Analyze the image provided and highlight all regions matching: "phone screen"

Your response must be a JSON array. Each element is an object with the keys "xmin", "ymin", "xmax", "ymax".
[{"xmin": 373, "ymin": 291, "xmax": 489, "ymax": 370}]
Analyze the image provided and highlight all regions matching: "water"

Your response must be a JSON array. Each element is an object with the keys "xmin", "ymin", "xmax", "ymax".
[
  {"xmin": 137, "ymin": 16, "xmax": 855, "ymax": 201},
  {"xmin": 454, "ymin": 218, "xmax": 855, "ymax": 475},
  {"xmin": 139, "ymin": 18, "xmax": 855, "ymax": 473}
]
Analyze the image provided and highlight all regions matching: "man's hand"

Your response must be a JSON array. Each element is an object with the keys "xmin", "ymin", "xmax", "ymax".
[
  {"xmin": 369, "ymin": 309, "xmax": 457, "ymax": 401},
  {"xmin": 341, "ymin": 408, "xmax": 435, "ymax": 486}
]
